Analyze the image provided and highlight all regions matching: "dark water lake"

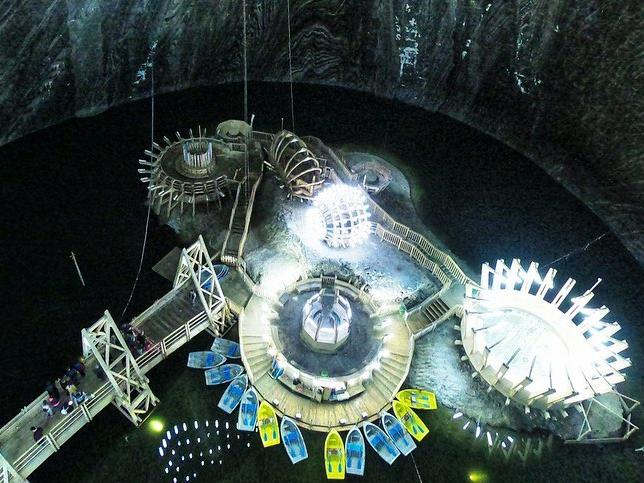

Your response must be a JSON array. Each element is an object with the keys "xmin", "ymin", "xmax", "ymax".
[{"xmin": 1, "ymin": 82, "xmax": 642, "ymax": 482}]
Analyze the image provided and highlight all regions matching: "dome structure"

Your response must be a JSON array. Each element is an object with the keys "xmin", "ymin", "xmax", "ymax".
[
  {"xmin": 313, "ymin": 184, "xmax": 371, "ymax": 248},
  {"xmin": 460, "ymin": 259, "xmax": 631, "ymax": 411},
  {"xmin": 300, "ymin": 287, "xmax": 352, "ymax": 353}
]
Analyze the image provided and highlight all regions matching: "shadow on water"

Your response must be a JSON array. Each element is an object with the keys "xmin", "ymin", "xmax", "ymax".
[{"xmin": 1, "ymin": 82, "xmax": 642, "ymax": 482}]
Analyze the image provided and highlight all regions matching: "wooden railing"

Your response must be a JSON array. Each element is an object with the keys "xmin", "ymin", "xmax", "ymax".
[
  {"xmin": 237, "ymin": 169, "xmax": 264, "ymax": 259},
  {"xmin": 0, "ymin": 391, "xmax": 49, "ymax": 443},
  {"xmin": 413, "ymin": 304, "xmax": 464, "ymax": 340},
  {"xmin": 375, "ymin": 224, "xmax": 452, "ymax": 286},
  {"xmin": 251, "ymin": 131, "xmax": 275, "ymax": 146},
  {"xmin": 221, "ymin": 182, "xmax": 243, "ymax": 256},
  {"xmin": 369, "ymin": 200, "xmax": 474, "ymax": 286}
]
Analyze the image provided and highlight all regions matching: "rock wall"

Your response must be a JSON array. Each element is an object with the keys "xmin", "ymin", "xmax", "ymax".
[{"xmin": 1, "ymin": 0, "xmax": 642, "ymax": 264}]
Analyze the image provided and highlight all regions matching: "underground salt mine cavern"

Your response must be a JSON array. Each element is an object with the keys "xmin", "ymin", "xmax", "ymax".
[{"xmin": 1, "ymin": 2, "xmax": 642, "ymax": 482}]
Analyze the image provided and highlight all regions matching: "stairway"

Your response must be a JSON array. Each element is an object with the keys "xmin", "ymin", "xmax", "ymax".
[
  {"xmin": 406, "ymin": 296, "xmax": 452, "ymax": 335},
  {"xmin": 423, "ymin": 297, "xmax": 450, "ymax": 324}
]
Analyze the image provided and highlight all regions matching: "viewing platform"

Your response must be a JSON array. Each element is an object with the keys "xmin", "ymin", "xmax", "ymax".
[{"xmin": 239, "ymin": 276, "xmax": 415, "ymax": 432}]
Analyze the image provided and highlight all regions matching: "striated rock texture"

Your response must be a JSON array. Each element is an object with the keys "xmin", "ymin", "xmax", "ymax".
[{"xmin": 0, "ymin": 0, "xmax": 642, "ymax": 264}]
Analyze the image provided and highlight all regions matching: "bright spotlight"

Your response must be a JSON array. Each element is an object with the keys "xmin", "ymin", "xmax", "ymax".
[
  {"xmin": 312, "ymin": 183, "xmax": 371, "ymax": 248},
  {"xmin": 469, "ymin": 470, "xmax": 488, "ymax": 482},
  {"xmin": 148, "ymin": 419, "xmax": 164, "ymax": 433}
]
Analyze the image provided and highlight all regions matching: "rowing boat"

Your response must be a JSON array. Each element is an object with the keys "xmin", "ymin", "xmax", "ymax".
[
  {"xmin": 211, "ymin": 337, "xmax": 241, "ymax": 359},
  {"xmin": 363, "ymin": 422, "xmax": 399, "ymax": 465},
  {"xmin": 345, "ymin": 426, "xmax": 365, "ymax": 476},
  {"xmin": 217, "ymin": 374, "xmax": 248, "ymax": 413},
  {"xmin": 204, "ymin": 364, "xmax": 243, "ymax": 385},
  {"xmin": 187, "ymin": 351, "xmax": 225, "ymax": 369},
  {"xmin": 281, "ymin": 416, "xmax": 308, "ymax": 464},
  {"xmin": 396, "ymin": 388, "xmax": 437, "ymax": 410},
  {"xmin": 382, "ymin": 412, "xmax": 416, "ymax": 455},
  {"xmin": 325, "ymin": 429, "xmax": 345, "ymax": 480},
  {"xmin": 237, "ymin": 387, "xmax": 259, "ymax": 432},
  {"xmin": 393, "ymin": 401, "xmax": 429, "ymax": 442},
  {"xmin": 258, "ymin": 400, "xmax": 280, "ymax": 447}
]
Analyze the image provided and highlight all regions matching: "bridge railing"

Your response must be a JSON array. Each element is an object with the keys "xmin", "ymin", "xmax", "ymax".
[
  {"xmin": 11, "ymin": 371, "xmax": 117, "ymax": 477},
  {"xmin": 137, "ymin": 310, "xmax": 213, "ymax": 374},
  {"xmin": 0, "ymin": 391, "xmax": 49, "ymax": 444}
]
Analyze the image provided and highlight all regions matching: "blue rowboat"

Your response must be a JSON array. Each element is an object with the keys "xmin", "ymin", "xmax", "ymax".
[
  {"xmin": 280, "ymin": 416, "xmax": 308, "ymax": 464},
  {"xmin": 363, "ymin": 422, "xmax": 400, "ymax": 465},
  {"xmin": 345, "ymin": 426, "xmax": 365, "ymax": 476},
  {"xmin": 237, "ymin": 387, "xmax": 259, "ymax": 432},
  {"xmin": 218, "ymin": 374, "xmax": 248, "ymax": 414},
  {"xmin": 187, "ymin": 351, "xmax": 226, "ymax": 369},
  {"xmin": 204, "ymin": 364, "xmax": 244, "ymax": 386},
  {"xmin": 211, "ymin": 337, "xmax": 241, "ymax": 359},
  {"xmin": 382, "ymin": 412, "xmax": 416, "ymax": 456}
]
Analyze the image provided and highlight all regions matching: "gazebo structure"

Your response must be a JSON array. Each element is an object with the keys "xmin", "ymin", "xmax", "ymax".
[
  {"xmin": 300, "ymin": 282, "xmax": 352, "ymax": 353},
  {"xmin": 138, "ymin": 124, "xmax": 250, "ymax": 216}
]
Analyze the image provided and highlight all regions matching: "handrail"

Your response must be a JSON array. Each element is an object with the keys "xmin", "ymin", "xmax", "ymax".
[
  {"xmin": 0, "ymin": 391, "xmax": 49, "ymax": 441},
  {"xmin": 237, "ymin": 169, "xmax": 264, "ymax": 259},
  {"xmin": 131, "ymin": 286, "xmax": 183, "ymax": 328},
  {"xmin": 413, "ymin": 304, "xmax": 464, "ymax": 340},
  {"xmin": 3, "ymin": 283, "xmax": 225, "ymax": 479},
  {"xmin": 221, "ymin": 182, "xmax": 243, "ymax": 256}
]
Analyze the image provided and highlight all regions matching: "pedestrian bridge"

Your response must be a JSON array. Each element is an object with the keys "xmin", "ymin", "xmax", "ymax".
[{"xmin": 0, "ymin": 237, "xmax": 231, "ymax": 483}]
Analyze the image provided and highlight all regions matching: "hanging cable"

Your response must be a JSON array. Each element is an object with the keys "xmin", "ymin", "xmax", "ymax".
[
  {"xmin": 242, "ymin": 0, "xmax": 248, "ymax": 124},
  {"xmin": 410, "ymin": 453, "xmax": 424, "ymax": 483},
  {"xmin": 286, "ymin": 0, "xmax": 296, "ymax": 131},
  {"xmin": 242, "ymin": 0, "xmax": 250, "ymax": 200},
  {"xmin": 543, "ymin": 231, "xmax": 609, "ymax": 268},
  {"xmin": 120, "ymin": 56, "xmax": 155, "ymax": 322}
]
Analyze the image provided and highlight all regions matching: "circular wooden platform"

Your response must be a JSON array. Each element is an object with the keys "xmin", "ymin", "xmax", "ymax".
[{"xmin": 239, "ymin": 280, "xmax": 414, "ymax": 432}]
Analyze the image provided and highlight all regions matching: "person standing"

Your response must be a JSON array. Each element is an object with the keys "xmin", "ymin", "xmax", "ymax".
[
  {"xmin": 45, "ymin": 381, "xmax": 59, "ymax": 400},
  {"xmin": 65, "ymin": 382, "xmax": 77, "ymax": 397},
  {"xmin": 41, "ymin": 400, "xmax": 53, "ymax": 417},
  {"xmin": 72, "ymin": 358, "xmax": 86, "ymax": 377},
  {"xmin": 30, "ymin": 426, "xmax": 44, "ymax": 442}
]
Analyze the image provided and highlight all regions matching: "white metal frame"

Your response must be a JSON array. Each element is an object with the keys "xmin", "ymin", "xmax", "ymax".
[
  {"xmin": 81, "ymin": 311, "xmax": 158, "ymax": 426},
  {"xmin": 0, "ymin": 451, "xmax": 25, "ymax": 483},
  {"xmin": 173, "ymin": 235, "xmax": 226, "ymax": 329}
]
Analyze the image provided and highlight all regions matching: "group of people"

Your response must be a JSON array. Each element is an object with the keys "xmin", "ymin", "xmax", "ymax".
[
  {"xmin": 31, "ymin": 358, "xmax": 94, "ymax": 443},
  {"xmin": 30, "ymin": 322, "xmax": 151, "ymax": 443},
  {"xmin": 120, "ymin": 323, "xmax": 149, "ymax": 356}
]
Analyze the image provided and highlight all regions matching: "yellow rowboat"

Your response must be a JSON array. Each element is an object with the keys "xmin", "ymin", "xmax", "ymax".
[
  {"xmin": 396, "ymin": 389, "xmax": 437, "ymax": 410},
  {"xmin": 325, "ymin": 429, "xmax": 345, "ymax": 480},
  {"xmin": 393, "ymin": 401, "xmax": 429, "ymax": 442},
  {"xmin": 257, "ymin": 401, "xmax": 280, "ymax": 447}
]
